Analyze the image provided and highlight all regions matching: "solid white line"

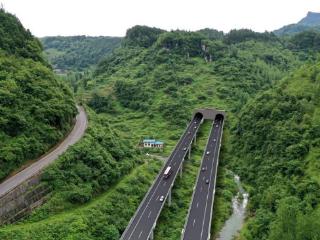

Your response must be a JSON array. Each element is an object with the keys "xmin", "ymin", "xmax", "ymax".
[
  {"xmin": 138, "ymin": 231, "xmax": 143, "ymax": 239},
  {"xmin": 148, "ymin": 211, "xmax": 152, "ymax": 218},
  {"xmin": 200, "ymin": 121, "xmax": 222, "ymax": 240},
  {"xmin": 126, "ymin": 118, "xmax": 201, "ymax": 239}
]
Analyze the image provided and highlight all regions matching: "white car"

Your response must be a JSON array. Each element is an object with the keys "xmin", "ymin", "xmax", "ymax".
[
  {"xmin": 183, "ymin": 147, "xmax": 187, "ymax": 151},
  {"xmin": 160, "ymin": 196, "xmax": 164, "ymax": 202},
  {"xmin": 206, "ymin": 151, "xmax": 210, "ymax": 155}
]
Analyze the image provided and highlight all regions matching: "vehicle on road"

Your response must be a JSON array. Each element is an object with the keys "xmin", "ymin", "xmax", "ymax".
[
  {"xmin": 206, "ymin": 179, "xmax": 210, "ymax": 184},
  {"xmin": 206, "ymin": 151, "xmax": 210, "ymax": 155},
  {"xmin": 201, "ymin": 167, "xmax": 206, "ymax": 172},
  {"xmin": 159, "ymin": 196, "xmax": 164, "ymax": 202},
  {"xmin": 183, "ymin": 147, "xmax": 187, "ymax": 151},
  {"xmin": 163, "ymin": 166, "xmax": 173, "ymax": 179}
]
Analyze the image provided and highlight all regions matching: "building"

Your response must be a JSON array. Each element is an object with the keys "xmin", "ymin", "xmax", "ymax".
[{"xmin": 142, "ymin": 139, "xmax": 164, "ymax": 149}]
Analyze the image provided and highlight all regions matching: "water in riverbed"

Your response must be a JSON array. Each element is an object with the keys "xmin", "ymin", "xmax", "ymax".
[{"xmin": 216, "ymin": 175, "xmax": 248, "ymax": 240}]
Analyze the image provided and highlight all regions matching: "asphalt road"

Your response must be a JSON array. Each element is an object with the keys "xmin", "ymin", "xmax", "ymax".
[
  {"xmin": 0, "ymin": 106, "xmax": 87, "ymax": 198},
  {"xmin": 121, "ymin": 113, "xmax": 203, "ymax": 240},
  {"xmin": 182, "ymin": 114, "xmax": 224, "ymax": 240}
]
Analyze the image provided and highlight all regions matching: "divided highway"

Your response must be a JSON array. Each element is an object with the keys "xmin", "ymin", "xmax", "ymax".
[
  {"xmin": 0, "ymin": 106, "xmax": 87, "ymax": 198},
  {"xmin": 121, "ymin": 113, "xmax": 203, "ymax": 240},
  {"xmin": 182, "ymin": 114, "xmax": 224, "ymax": 240}
]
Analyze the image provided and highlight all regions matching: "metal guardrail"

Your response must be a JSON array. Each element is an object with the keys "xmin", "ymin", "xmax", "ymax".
[
  {"xmin": 121, "ymin": 114, "xmax": 203, "ymax": 240},
  {"xmin": 181, "ymin": 114, "xmax": 225, "ymax": 240}
]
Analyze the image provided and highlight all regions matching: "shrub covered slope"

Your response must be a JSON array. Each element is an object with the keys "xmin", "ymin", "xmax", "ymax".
[
  {"xmin": 0, "ymin": 9, "xmax": 76, "ymax": 180},
  {"xmin": 1, "ymin": 23, "xmax": 320, "ymax": 240}
]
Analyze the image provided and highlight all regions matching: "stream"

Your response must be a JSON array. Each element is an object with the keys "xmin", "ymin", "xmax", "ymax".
[{"xmin": 216, "ymin": 175, "xmax": 248, "ymax": 240}]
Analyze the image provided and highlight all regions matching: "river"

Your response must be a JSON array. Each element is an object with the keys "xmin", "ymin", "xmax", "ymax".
[{"xmin": 216, "ymin": 175, "xmax": 248, "ymax": 240}]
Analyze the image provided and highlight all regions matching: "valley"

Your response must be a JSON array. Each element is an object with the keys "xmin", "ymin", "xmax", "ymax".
[{"xmin": 0, "ymin": 7, "xmax": 320, "ymax": 240}]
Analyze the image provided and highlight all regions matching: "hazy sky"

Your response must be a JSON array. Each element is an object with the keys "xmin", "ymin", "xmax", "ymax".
[{"xmin": 1, "ymin": 0, "xmax": 319, "ymax": 37}]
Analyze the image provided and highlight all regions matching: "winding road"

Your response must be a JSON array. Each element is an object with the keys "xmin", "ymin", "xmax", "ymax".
[{"xmin": 0, "ymin": 106, "xmax": 87, "ymax": 198}]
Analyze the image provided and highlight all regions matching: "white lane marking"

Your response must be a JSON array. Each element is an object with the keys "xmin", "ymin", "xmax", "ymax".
[
  {"xmin": 148, "ymin": 211, "xmax": 152, "ymax": 218},
  {"xmin": 138, "ymin": 231, "xmax": 143, "ymax": 238},
  {"xmin": 193, "ymin": 219, "xmax": 196, "ymax": 227},
  {"xmin": 197, "ymin": 202, "xmax": 199, "ymax": 208},
  {"xmin": 126, "ymin": 117, "xmax": 202, "ymax": 239},
  {"xmin": 156, "ymin": 195, "xmax": 159, "ymax": 201},
  {"xmin": 200, "ymin": 120, "xmax": 222, "ymax": 240}
]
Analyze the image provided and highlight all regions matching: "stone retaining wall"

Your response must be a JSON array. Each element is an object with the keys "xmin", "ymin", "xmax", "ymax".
[{"xmin": 0, "ymin": 175, "xmax": 50, "ymax": 225}]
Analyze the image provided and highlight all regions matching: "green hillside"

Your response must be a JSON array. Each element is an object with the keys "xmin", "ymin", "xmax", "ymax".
[
  {"xmin": 40, "ymin": 36, "xmax": 122, "ymax": 71},
  {"xmin": 1, "ymin": 22, "xmax": 320, "ymax": 240},
  {"xmin": 0, "ymin": 9, "xmax": 76, "ymax": 180},
  {"xmin": 235, "ymin": 62, "xmax": 320, "ymax": 240}
]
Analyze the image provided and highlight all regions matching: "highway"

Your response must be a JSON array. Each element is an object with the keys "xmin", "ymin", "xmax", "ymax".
[
  {"xmin": 121, "ymin": 113, "xmax": 203, "ymax": 240},
  {"xmin": 182, "ymin": 114, "xmax": 224, "ymax": 240},
  {"xmin": 0, "ymin": 106, "xmax": 87, "ymax": 198}
]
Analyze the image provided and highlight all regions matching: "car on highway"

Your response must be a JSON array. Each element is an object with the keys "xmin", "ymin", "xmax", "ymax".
[
  {"xmin": 183, "ymin": 147, "xmax": 187, "ymax": 151},
  {"xmin": 213, "ymin": 139, "xmax": 216, "ymax": 142},
  {"xmin": 206, "ymin": 151, "xmax": 210, "ymax": 155},
  {"xmin": 206, "ymin": 179, "xmax": 210, "ymax": 184},
  {"xmin": 163, "ymin": 166, "xmax": 173, "ymax": 179},
  {"xmin": 201, "ymin": 167, "xmax": 206, "ymax": 172},
  {"xmin": 194, "ymin": 126, "xmax": 197, "ymax": 129},
  {"xmin": 160, "ymin": 196, "xmax": 164, "ymax": 202}
]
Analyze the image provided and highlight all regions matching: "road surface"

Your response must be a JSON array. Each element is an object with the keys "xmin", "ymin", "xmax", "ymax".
[
  {"xmin": 182, "ymin": 114, "xmax": 224, "ymax": 240},
  {"xmin": 121, "ymin": 113, "xmax": 203, "ymax": 240},
  {"xmin": 0, "ymin": 106, "xmax": 87, "ymax": 198}
]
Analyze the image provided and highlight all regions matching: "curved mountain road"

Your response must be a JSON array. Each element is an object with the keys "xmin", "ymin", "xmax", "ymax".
[{"xmin": 0, "ymin": 106, "xmax": 88, "ymax": 198}]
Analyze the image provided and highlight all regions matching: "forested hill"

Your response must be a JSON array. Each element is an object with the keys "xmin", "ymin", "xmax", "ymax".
[
  {"xmin": 0, "ymin": 9, "xmax": 76, "ymax": 181},
  {"xmin": 40, "ymin": 36, "xmax": 122, "ymax": 71},
  {"xmin": 83, "ymin": 26, "xmax": 320, "ymax": 239},
  {"xmin": 1, "ymin": 23, "xmax": 320, "ymax": 240},
  {"xmin": 275, "ymin": 11, "xmax": 320, "ymax": 36}
]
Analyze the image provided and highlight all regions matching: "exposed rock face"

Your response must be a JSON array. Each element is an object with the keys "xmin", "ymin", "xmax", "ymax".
[
  {"xmin": 274, "ymin": 11, "xmax": 320, "ymax": 36},
  {"xmin": 298, "ymin": 12, "xmax": 320, "ymax": 26}
]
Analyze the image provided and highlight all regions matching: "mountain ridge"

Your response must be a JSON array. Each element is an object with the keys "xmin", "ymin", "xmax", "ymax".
[{"xmin": 275, "ymin": 11, "xmax": 320, "ymax": 36}]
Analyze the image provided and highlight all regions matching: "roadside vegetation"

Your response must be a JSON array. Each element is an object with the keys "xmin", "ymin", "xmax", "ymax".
[
  {"xmin": 2, "ymin": 9, "xmax": 320, "ymax": 239},
  {"xmin": 0, "ymin": 9, "xmax": 76, "ymax": 181}
]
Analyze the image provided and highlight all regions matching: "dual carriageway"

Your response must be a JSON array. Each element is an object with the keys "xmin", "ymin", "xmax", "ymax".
[{"xmin": 121, "ymin": 109, "xmax": 225, "ymax": 240}]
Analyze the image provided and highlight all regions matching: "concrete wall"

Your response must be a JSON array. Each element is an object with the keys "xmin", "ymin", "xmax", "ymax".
[{"xmin": 0, "ymin": 175, "xmax": 50, "ymax": 225}]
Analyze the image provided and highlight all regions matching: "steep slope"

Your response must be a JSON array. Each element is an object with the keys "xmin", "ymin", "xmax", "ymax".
[
  {"xmin": 0, "ymin": 26, "xmax": 311, "ymax": 240},
  {"xmin": 233, "ymin": 62, "xmax": 320, "ymax": 240},
  {"xmin": 275, "ymin": 12, "xmax": 320, "ymax": 36},
  {"xmin": 41, "ymin": 36, "xmax": 122, "ymax": 71},
  {"xmin": 0, "ymin": 9, "xmax": 76, "ymax": 181}
]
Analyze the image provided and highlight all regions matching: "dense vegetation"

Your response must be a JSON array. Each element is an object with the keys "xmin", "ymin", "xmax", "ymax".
[
  {"xmin": 2, "ymin": 12, "xmax": 320, "ymax": 239},
  {"xmin": 41, "ymin": 36, "xmax": 121, "ymax": 71},
  {"xmin": 233, "ymin": 62, "xmax": 320, "ymax": 239},
  {"xmin": 0, "ymin": 9, "xmax": 76, "ymax": 181}
]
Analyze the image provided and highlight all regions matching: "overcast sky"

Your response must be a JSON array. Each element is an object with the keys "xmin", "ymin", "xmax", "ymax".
[{"xmin": 1, "ymin": 0, "xmax": 319, "ymax": 37}]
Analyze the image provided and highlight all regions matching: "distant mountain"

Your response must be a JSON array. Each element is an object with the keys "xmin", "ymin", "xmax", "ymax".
[
  {"xmin": 275, "ymin": 11, "xmax": 320, "ymax": 36},
  {"xmin": 40, "ymin": 36, "xmax": 122, "ymax": 71}
]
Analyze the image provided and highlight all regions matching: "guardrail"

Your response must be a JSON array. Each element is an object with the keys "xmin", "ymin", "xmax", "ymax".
[
  {"xmin": 121, "ymin": 114, "xmax": 203, "ymax": 240},
  {"xmin": 181, "ymin": 114, "xmax": 225, "ymax": 240}
]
